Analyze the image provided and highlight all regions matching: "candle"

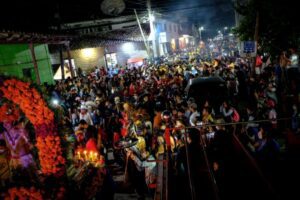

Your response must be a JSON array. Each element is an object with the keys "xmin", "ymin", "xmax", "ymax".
[
  {"xmin": 77, "ymin": 151, "xmax": 81, "ymax": 160},
  {"xmin": 83, "ymin": 150, "xmax": 87, "ymax": 160},
  {"xmin": 89, "ymin": 151, "xmax": 93, "ymax": 161},
  {"xmin": 93, "ymin": 152, "xmax": 98, "ymax": 162}
]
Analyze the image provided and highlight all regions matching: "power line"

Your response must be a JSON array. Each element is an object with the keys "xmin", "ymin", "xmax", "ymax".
[{"xmin": 126, "ymin": 1, "xmax": 232, "ymax": 14}]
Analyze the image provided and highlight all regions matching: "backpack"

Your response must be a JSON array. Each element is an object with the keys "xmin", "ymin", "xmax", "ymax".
[{"xmin": 232, "ymin": 108, "xmax": 240, "ymax": 122}]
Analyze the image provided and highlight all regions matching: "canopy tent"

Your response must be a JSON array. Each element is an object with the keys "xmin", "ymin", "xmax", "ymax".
[{"xmin": 54, "ymin": 65, "xmax": 74, "ymax": 80}]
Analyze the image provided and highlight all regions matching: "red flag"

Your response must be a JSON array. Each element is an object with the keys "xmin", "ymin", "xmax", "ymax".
[{"xmin": 256, "ymin": 55, "xmax": 263, "ymax": 67}]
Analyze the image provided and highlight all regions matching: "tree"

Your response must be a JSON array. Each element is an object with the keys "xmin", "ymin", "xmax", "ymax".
[{"xmin": 234, "ymin": 0, "xmax": 300, "ymax": 57}]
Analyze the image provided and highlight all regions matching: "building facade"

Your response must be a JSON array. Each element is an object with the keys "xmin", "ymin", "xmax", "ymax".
[{"xmin": 0, "ymin": 44, "xmax": 54, "ymax": 84}]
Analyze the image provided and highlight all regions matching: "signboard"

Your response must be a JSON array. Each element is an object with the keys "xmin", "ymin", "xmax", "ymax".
[
  {"xmin": 159, "ymin": 32, "xmax": 167, "ymax": 43},
  {"xmin": 240, "ymin": 41, "xmax": 257, "ymax": 57}
]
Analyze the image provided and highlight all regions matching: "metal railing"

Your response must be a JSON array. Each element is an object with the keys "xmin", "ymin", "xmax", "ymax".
[{"xmin": 159, "ymin": 117, "xmax": 291, "ymax": 200}]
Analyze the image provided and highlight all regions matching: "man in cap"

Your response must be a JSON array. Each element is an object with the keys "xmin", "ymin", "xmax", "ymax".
[{"xmin": 79, "ymin": 105, "xmax": 94, "ymax": 126}]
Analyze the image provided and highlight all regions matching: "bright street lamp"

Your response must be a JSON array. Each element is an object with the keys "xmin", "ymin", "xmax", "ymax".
[
  {"xmin": 224, "ymin": 27, "xmax": 228, "ymax": 30},
  {"xmin": 150, "ymin": 14, "xmax": 155, "ymax": 22}
]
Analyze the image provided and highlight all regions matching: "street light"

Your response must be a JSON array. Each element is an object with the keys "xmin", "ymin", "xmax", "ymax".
[
  {"xmin": 199, "ymin": 26, "xmax": 204, "ymax": 41},
  {"xmin": 223, "ymin": 27, "xmax": 228, "ymax": 35},
  {"xmin": 150, "ymin": 14, "xmax": 155, "ymax": 22}
]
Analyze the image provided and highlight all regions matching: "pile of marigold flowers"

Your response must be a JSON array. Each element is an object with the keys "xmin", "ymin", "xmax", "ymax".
[
  {"xmin": 36, "ymin": 135, "xmax": 65, "ymax": 174},
  {"xmin": 4, "ymin": 187, "xmax": 43, "ymax": 200},
  {"xmin": 0, "ymin": 78, "xmax": 65, "ymax": 175},
  {"xmin": 0, "ymin": 103, "xmax": 20, "ymax": 123}
]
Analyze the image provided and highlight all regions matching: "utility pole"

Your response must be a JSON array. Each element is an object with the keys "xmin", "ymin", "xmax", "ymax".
[
  {"xmin": 253, "ymin": 11, "xmax": 259, "ymax": 75},
  {"xmin": 134, "ymin": 9, "xmax": 150, "ymax": 57},
  {"xmin": 147, "ymin": 0, "xmax": 157, "ymax": 59},
  {"xmin": 56, "ymin": 4, "xmax": 65, "ymax": 80},
  {"xmin": 29, "ymin": 43, "xmax": 41, "ymax": 85}
]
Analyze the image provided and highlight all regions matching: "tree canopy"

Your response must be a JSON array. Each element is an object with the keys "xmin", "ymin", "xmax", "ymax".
[{"xmin": 234, "ymin": 0, "xmax": 300, "ymax": 57}]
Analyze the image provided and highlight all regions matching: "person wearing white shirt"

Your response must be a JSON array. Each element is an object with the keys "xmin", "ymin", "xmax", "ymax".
[
  {"xmin": 189, "ymin": 103, "xmax": 200, "ymax": 126},
  {"xmin": 79, "ymin": 105, "xmax": 94, "ymax": 126}
]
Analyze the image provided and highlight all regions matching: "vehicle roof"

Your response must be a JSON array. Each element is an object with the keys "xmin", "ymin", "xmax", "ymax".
[
  {"xmin": 185, "ymin": 76, "xmax": 225, "ymax": 92},
  {"xmin": 190, "ymin": 76, "xmax": 225, "ymax": 85}
]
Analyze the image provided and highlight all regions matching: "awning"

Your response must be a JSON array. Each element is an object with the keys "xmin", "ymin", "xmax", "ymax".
[{"xmin": 127, "ymin": 57, "xmax": 144, "ymax": 63}]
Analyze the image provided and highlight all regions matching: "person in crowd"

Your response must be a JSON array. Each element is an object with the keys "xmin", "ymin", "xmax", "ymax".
[
  {"xmin": 220, "ymin": 101, "xmax": 240, "ymax": 123},
  {"xmin": 1, "ymin": 118, "xmax": 37, "ymax": 182},
  {"xmin": 208, "ymin": 118, "xmax": 234, "ymax": 196},
  {"xmin": 37, "ymin": 47, "xmax": 291, "ymax": 199},
  {"xmin": 202, "ymin": 106, "xmax": 214, "ymax": 124},
  {"xmin": 267, "ymin": 99, "xmax": 277, "ymax": 129},
  {"xmin": 189, "ymin": 103, "xmax": 200, "ymax": 126},
  {"xmin": 291, "ymin": 104, "xmax": 300, "ymax": 134},
  {"xmin": 79, "ymin": 105, "xmax": 94, "ymax": 126},
  {"xmin": 85, "ymin": 126, "xmax": 98, "ymax": 152},
  {"xmin": 127, "ymin": 149, "xmax": 157, "ymax": 194},
  {"xmin": 254, "ymin": 124, "xmax": 280, "ymax": 168},
  {"xmin": 0, "ymin": 123, "xmax": 10, "ymax": 188}
]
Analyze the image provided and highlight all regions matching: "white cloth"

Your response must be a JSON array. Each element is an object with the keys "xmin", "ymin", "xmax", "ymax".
[
  {"xmin": 79, "ymin": 113, "xmax": 94, "ymax": 126},
  {"xmin": 189, "ymin": 111, "xmax": 200, "ymax": 126},
  {"xmin": 132, "ymin": 155, "xmax": 157, "ymax": 186}
]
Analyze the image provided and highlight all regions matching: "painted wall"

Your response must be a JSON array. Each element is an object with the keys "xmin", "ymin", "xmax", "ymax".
[
  {"xmin": 0, "ymin": 44, "xmax": 54, "ymax": 84},
  {"xmin": 50, "ymin": 43, "xmax": 147, "ymax": 73},
  {"xmin": 50, "ymin": 47, "xmax": 106, "ymax": 72},
  {"xmin": 71, "ymin": 47, "xmax": 106, "ymax": 72}
]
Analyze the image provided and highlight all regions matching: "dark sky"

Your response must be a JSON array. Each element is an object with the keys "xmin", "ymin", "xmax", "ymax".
[{"xmin": 0, "ymin": 0, "xmax": 235, "ymax": 35}]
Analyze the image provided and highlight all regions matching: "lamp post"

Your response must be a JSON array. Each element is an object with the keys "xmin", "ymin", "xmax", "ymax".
[
  {"xmin": 223, "ymin": 27, "xmax": 228, "ymax": 35},
  {"xmin": 199, "ymin": 26, "xmax": 204, "ymax": 42}
]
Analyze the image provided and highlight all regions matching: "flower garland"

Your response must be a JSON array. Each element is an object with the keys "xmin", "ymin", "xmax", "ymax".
[
  {"xmin": 36, "ymin": 136, "xmax": 65, "ymax": 174},
  {"xmin": 1, "ymin": 79, "xmax": 55, "ymax": 136},
  {"xmin": 0, "ymin": 78, "xmax": 65, "ymax": 175},
  {"xmin": 4, "ymin": 187, "xmax": 43, "ymax": 200}
]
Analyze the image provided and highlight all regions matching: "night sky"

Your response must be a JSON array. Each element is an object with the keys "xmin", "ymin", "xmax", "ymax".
[{"xmin": 0, "ymin": 0, "xmax": 235, "ymax": 35}]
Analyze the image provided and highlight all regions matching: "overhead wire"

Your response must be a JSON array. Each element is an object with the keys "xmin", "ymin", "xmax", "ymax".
[{"xmin": 126, "ymin": 1, "xmax": 232, "ymax": 12}]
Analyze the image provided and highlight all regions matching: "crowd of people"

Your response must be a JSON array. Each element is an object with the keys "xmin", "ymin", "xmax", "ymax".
[
  {"xmin": 1, "ymin": 46, "xmax": 298, "ymax": 199},
  {"xmin": 43, "ymin": 47, "xmax": 299, "ymax": 199}
]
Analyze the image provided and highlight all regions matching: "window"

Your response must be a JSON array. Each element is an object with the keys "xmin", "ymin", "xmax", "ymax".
[
  {"xmin": 22, "ymin": 68, "xmax": 32, "ymax": 79},
  {"xmin": 106, "ymin": 53, "xmax": 117, "ymax": 69},
  {"xmin": 164, "ymin": 24, "xmax": 167, "ymax": 32}
]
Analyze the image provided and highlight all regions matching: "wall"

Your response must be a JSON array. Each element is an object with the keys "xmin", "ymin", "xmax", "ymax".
[
  {"xmin": 50, "ymin": 42, "xmax": 147, "ymax": 73},
  {"xmin": 0, "ymin": 44, "xmax": 54, "ymax": 84},
  {"xmin": 155, "ymin": 19, "xmax": 180, "ymax": 43},
  {"xmin": 51, "ymin": 47, "xmax": 107, "ymax": 72},
  {"xmin": 155, "ymin": 19, "xmax": 180, "ymax": 56}
]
